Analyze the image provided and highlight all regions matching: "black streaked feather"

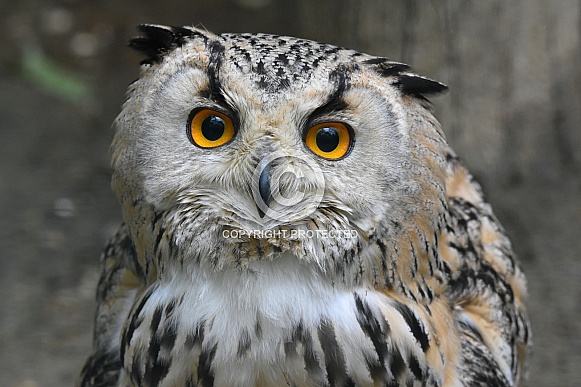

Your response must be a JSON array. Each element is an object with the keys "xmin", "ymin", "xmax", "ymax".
[
  {"xmin": 354, "ymin": 293, "xmax": 389, "ymax": 382},
  {"xmin": 392, "ymin": 302, "xmax": 430, "ymax": 352},
  {"xmin": 236, "ymin": 328, "xmax": 251, "ymax": 357},
  {"xmin": 361, "ymin": 57, "xmax": 411, "ymax": 77},
  {"xmin": 306, "ymin": 65, "xmax": 350, "ymax": 123},
  {"xmin": 120, "ymin": 285, "xmax": 156, "ymax": 364},
  {"xmin": 376, "ymin": 62, "xmax": 412, "ymax": 77},
  {"xmin": 457, "ymin": 321, "xmax": 511, "ymax": 386},
  {"xmin": 129, "ymin": 24, "xmax": 205, "ymax": 65},
  {"xmin": 77, "ymin": 351, "xmax": 122, "ymax": 387},
  {"xmin": 362, "ymin": 58, "xmax": 445, "ymax": 97},
  {"xmin": 408, "ymin": 354, "xmax": 425, "ymax": 380},
  {"xmin": 317, "ymin": 319, "xmax": 351, "ymax": 386},
  {"xmin": 205, "ymin": 40, "xmax": 228, "ymax": 106},
  {"xmin": 197, "ymin": 342, "xmax": 217, "ymax": 387},
  {"xmin": 144, "ymin": 356, "xmax": 171, "ymax": 387},
  {"xmin": 361, "ymin": 57, "xmax": 390, "ymax": 65},
  {"xmin": 143, "ymin": 307, "xmax": 172, "ymax": 387},
  {"xmin": 185, "ymin": 320, "xmax": 206, "ymax": 350},
  {"xmin": 395, "ymin": 73, "xmax": 448, "ymax": 97}
]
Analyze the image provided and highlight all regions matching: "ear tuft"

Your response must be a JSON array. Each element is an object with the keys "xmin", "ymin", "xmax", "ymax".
[
  {"xmin": 362, "ymin": 57, "xmax": 447, "ymax": 97},
  {"xmin": 129, "ymin": 24, "xmax": 208, "ymax": 65},
  {"xmin": 376, "ymin": 62, "xmax": 412, "ymax": 77},
  {"xmin": 395, "ymin": 73, "xmax": 448, "ymax": 97},
  {"xmin": 362, "ymin": 58, "xmax": 412, "ymax": 76}
]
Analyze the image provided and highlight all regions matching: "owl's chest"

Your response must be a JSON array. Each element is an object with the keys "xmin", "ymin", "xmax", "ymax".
[{"xmin": 120, "ymin": 255, "xmax": 440, "ymax": 387}]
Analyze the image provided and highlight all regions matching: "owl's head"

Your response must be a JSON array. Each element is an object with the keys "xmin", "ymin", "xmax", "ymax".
[{"xmin": 113, "ymin": 25, "xmax": 449, "ymax": 282}]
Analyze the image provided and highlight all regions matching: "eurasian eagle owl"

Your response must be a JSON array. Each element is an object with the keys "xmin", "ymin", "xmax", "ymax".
[{"xmin": 78, "ymin": 25, "xmax": 530, "ymax": 387}]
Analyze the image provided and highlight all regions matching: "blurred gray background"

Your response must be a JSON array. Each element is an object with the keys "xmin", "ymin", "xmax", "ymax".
[{"xmin": 0, "ymin": 0, "xmax": 579, "ymax": 386}]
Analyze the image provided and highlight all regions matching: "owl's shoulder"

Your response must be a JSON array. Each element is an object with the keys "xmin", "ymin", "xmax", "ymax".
[
  {"xmin": 441, "ymin": 154, "xmax": 531, "ymax": 385},
  {"xmin": 77, "ymin": 223, "xmax": 142, "ymax": 387}
]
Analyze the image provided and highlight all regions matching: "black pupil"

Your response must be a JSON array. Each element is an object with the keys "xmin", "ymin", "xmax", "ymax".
[
  {"xmin": 201, "ymin": 115, "xmax": 225, "ymax": 141},
  {"xmin": 316, "ymin": 127, "xmax": 340, "ymax": 152}
]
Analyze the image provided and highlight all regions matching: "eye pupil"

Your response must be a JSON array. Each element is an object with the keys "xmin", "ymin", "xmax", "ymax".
[
  {"xmin": 201, "ymin": 115, "xmax": 225, "ymax": 141},
  {"xmin": 305, "ymin": 122, "xmax": 352, "ymax": 159},
  {"xmin": 316, "ymin": 127, "xmax": 340, "ymax": 152}
]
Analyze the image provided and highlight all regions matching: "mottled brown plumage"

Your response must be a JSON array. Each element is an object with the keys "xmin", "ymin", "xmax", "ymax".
[{"xmin": 79, "ymin": 25, "xmax": 530, "ymax": 387}]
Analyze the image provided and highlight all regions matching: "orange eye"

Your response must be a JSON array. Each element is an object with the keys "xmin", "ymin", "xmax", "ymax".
[
  {"xmin": 305, "ymin": 122, "xmax": 353, "ymax": 159},
  {"xmin": 188, "ymin": 109, "xmax": 236, "ymax": 148}
]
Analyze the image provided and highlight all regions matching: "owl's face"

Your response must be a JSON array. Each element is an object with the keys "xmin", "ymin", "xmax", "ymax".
[{"xmin": 113, "ymin": 26, "xmax": 447, "ymax": 276}]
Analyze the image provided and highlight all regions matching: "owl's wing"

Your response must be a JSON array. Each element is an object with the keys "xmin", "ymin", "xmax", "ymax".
[
  {"xmin": 78, "ymin": 223, "xmax": 143, "ymax": 387},
  {"xmin": 441, "ymin": 154, "xmax": 531, "ymax": 385}
]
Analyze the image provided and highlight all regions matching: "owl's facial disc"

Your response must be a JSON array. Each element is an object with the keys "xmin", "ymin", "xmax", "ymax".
[{"xmin": 183, "ymin": 102, "xmax": 354, "ymax": 227}]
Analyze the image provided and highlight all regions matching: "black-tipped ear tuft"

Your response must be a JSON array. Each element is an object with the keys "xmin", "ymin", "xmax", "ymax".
[
  {"xmin": 361, "ymin": 57, "xmax": 390, "ymax": 65},
  {"xmin": 395, "ymin": 73, "xmax": 448, "ymax": 97},
  {"xmin": 362, "ymin": 58, "xmax": 412, "ymax": 77},
  {"xmin": 129, "ymin": 24, "xmax": 207, "ymax": 65},
  {"xmin": 376, "ymin": 62, "xmax": 412, "ymax": 77},
  {"xmin": 362, "ymin": 57, "xmax": 447, "ymax": 97}
]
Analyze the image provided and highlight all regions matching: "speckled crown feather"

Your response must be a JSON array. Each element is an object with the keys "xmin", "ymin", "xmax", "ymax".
[{"xmin": 129, "ymin": 24, "xmax": 447, "ymax": 97}]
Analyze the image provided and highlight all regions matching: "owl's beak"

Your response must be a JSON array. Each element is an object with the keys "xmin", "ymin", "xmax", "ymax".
[{"xmin": 257, "ymin": 162, "xmax": 272, "ymax": 218}]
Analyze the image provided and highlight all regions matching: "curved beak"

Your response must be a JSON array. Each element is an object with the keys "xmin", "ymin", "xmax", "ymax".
[{"xmin": 257, "ymin": 161, "xmax": 271, "ymax": 218}]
